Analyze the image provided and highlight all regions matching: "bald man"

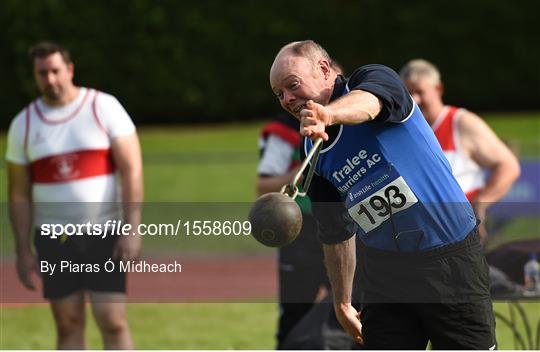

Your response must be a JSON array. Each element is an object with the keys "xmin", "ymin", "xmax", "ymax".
[{"xmin": 269, "ymin": 40, "xmax": 496, "ymax": 349}]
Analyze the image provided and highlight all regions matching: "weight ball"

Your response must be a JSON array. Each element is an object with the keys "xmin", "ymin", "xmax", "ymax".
[{"xmin": 248, "ymin": 192, "xmax": 302, "ymax": 247}]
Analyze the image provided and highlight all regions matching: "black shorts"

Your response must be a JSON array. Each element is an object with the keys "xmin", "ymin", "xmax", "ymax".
[
  {"xmin": 357, "ymin": 229, "xmax": 492, "ymax": 304},
  {"xmin": 357, "ymin": 230, "xmax": 497, "ymax": 349},
  {"xmin": 360, "ymin": 300, "xmax": 497, "ymax": 349},
  {"xmin": 34, "ymin": 229, "xmax": 126, "ymax": 299}
]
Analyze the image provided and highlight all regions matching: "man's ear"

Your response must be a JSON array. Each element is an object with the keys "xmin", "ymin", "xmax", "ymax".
[
  {"xmin": 436, "ymin": 82, "xmax": 444, "ymax": 97},
  {"xmin": 67, "ymin": 63, "xmax": 75, "ymax": 79},
  {"xmin": 319, "ymin": 59, "xmax": 331, "ymax": 79}
]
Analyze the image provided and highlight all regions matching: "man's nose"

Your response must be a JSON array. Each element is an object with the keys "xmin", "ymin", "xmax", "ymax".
[
  {"xmin": 45, "ymin": 72, "xmax": 56, "ymax": 84},
  {"xmin": 283, "ymin": 90, "xmax": 296, "ymax": 104}
]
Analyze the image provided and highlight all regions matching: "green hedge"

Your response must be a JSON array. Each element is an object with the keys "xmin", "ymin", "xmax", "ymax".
[{"xmin": 1, "ymin": 0, "xmax": 537, "ymax": 128}]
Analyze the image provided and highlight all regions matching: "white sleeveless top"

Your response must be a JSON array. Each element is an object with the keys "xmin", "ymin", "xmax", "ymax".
[
  {"xmin": 431, "ymin": 105, "xmax": 485, "ymax": 200},
  {"xmin": 6, "ymin": 88, "xmax": 136, "ymax": 225}
]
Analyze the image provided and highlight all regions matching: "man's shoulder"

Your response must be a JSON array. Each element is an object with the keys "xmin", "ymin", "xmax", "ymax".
[
  {"xmin": 92, "ymin": 89, "xmax": 120, "ymax": 103},
  {"xmin": 91, "ymin": 89, "xmax": 129, "ymax": 114},
  {"xmin": 346, "ymin": 64, "xmax": 403, "ymax": 90},
  {"xmin": 357, "ymin": 63, "xmax": 393, "ymax": 71},
  {"xmin": 346, "ymin": 64, "xmax": 412, "ymax": 122},
  {"xmin": 456, "ymin": 108, "xmax": 497, "ymax": 152},
  {"xmin": 349, "ymin": 64, "xmax": 397, "ymax": 79},
  {"xmin": 456, "ymin": 108, "xmax": 487, "ymax": 133}
]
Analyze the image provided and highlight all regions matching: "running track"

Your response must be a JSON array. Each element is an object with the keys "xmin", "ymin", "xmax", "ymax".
[{"xmin": 1, "ymin": 255, "xmax": 277, "ymax": 305}]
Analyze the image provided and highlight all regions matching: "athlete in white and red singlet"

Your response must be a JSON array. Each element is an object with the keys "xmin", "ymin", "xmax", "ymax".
[
  {"xmin": 6, "ymin": 42, "xmax": 142, "ymax": 350},
  {"xmin": 431, "ymin": 105, "xmax": 486, "ymax": 201},
  {"xmin": 400, "ymin": 59, "xmax": 520, "ymax": 243},
  {"xmin": 7, "ymin": 87, "xmax": 135, "ymax": 225}
]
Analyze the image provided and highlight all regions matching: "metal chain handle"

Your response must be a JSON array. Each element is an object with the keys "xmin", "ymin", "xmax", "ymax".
[{"xmin": 280, "ymin": 138, "xmax": 323, "ymax": 199}]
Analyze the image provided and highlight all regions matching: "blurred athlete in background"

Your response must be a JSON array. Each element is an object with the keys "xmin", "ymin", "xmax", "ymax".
[
  {"xmin": 7, "ymin": 41, "xmax": 143, "ymax": 349},
  {"xmin": 400, "ymin": 59, "xmax": 520, "ymax": 244}
]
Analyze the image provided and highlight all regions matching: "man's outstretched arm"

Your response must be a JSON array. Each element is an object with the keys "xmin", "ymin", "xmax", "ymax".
[{"xmin": 299, "ymin": 92, "xmax": 381, "ymax": 140}]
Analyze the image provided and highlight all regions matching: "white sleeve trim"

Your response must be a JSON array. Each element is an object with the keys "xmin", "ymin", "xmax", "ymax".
[
  {"xmin": 257, "ymin": 135, "xmax": 295, "ymax": 175},
  {"xmin": 388, "ymin": 95, "xmax": 416, "ymax": 124}
]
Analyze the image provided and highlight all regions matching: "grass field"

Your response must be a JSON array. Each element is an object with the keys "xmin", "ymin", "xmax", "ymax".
[
  {"xmin": 0, "ymin": 303, "xmax": 278, "ymax": 350},
  {"xmin": 1, "ymin": 302, "xmax": 537, "ymax": 350},
  {"xmin": 1, "ymin": 113, "xmax": 539, "ymax": 349}
]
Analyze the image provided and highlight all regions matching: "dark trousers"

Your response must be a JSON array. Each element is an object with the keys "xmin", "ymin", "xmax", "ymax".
[
  {"xmin": 361, "ymin": 301, "xmax": 496, "ymax": 349},
  {"xmin": 357, "ymin": 230, "xmax": 497, "ymax": 349}
]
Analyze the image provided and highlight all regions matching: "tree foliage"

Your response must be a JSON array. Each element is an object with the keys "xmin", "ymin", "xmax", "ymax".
[{"xmin": 1, "ymin": 0, "xmax": 537, "ymax": 127}]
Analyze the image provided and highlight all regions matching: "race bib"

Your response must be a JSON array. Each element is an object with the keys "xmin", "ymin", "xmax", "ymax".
[{"xmin": 346, "ymin": 165, "xmax": 418, "ymax": 233}]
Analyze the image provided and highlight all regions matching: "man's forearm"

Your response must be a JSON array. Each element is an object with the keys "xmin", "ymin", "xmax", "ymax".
[
  {"xmin": 8, "ymin": 163, "xmax": 33, "ymax": 254},
  {"xmin": 110, "ymin": 133, "xmax": 144, "ymax": 228},
  {"xmin": 327, "ymin": 90, "xmax": 382, "ymax": 126},
  {"xmin": 323, "ymin": 235, "xmax": 357, "ymax": 306},
  {"xmin": 121, "ymin": 172, "xmax": 143, "ymax": 227},
  {"xmin": 476, "ymin": 162, "xmax": 521, "ymax": 207},
  {"xmin": 9, "ymin": 200, "xmax": 33, "ymax": 254}
]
